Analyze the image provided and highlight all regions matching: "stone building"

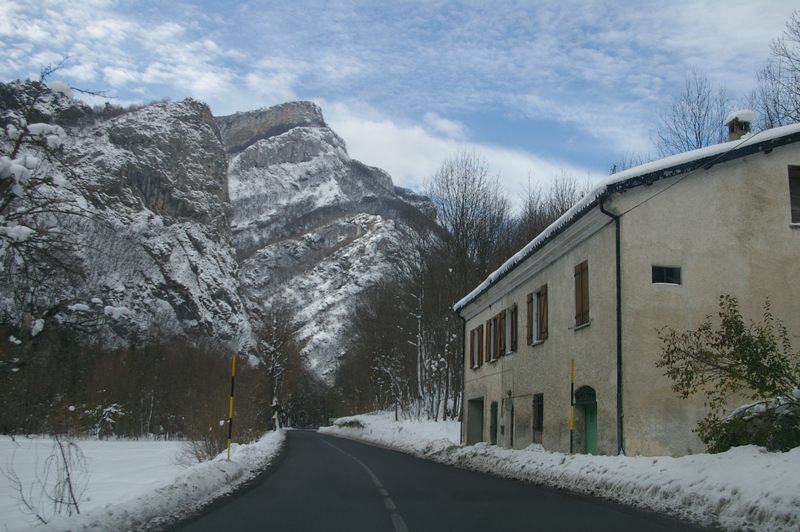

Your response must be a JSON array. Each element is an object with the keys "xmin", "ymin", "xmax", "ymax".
[{"xmin": 454, "ymin": 119, "xmax": 800, "ymax": 457}]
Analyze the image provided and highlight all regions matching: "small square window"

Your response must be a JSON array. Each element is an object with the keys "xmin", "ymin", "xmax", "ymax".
[{"xmin": 652, "ymin": 266, "xmax": 681, "ymax": 285}]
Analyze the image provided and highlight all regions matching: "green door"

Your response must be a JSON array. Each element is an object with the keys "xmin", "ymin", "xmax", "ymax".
[
  {"xmin": 585, "ymin": 403, "xmax": 598, "ymax": 455},
  {"xmin": 490, "ymin": 402, "xmax": 498, "ymax": 445}
]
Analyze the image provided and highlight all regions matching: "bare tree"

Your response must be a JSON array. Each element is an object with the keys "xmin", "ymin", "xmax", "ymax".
[
  {"xmin": 424, "ymin": 149, "xmax": 511, "ymax": 295},
  {"xmin": 2, "ymin": 434, "xmax": 89, "ymax": 525},
  {"xmin": 1, "ymin": 63, "xmax": 99, "ymax": 335},
  {"xmin": 507, "ymin": 170, "xmax": 592, "ymax": 253},
  {"xmin": 251, "ymin": 298, "xmax": 303, "ymax": 429},
  {"xmin": 609, "ymin": 151, "xmax": 653, "ymax": 175},
  {"xmin": 655, "ymin": 69, "xmax": 732, "ymax": 157},
  {"xmin": 752, "ymin": 11, "xmax": 800, "ymax": 129}
]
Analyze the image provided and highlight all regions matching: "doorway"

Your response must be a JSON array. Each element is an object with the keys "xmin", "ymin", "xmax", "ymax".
[
  {"xmin": 490, "ymin": 401, "xmax": 498, "ymax": 445},
  {"xmin": 466, "ymin": 398, "xmax": 484, "ymax": 445},
  {"xmin": 575, "ymin": 386, "xmax": 597, "ymax": 455}
]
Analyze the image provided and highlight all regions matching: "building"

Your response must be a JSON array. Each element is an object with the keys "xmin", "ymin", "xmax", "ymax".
[{"xmin": 454, "ymin": 117, "xmax": 800, "ymax": 457}]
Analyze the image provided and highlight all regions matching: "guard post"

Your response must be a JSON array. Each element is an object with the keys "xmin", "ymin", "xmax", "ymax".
[
  {"xmin": 227, "ymin": 354, "xmax": 236, "ymax": 461},
  {"xmin": 569, "ymin": 359, "xmax": 574, "ymax": 455}
]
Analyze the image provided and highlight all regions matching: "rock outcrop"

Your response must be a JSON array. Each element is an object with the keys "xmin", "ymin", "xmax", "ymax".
[
  {"xmin": 74, "ymin": 99, "xmax": 249, "ymax": 344},
  {"xmin": 1, "ymin": 81, "xmax": 251, "ymax": 347},
  {"xmin": 219, "ymin": 102, "xmax": 433, "ymax": 379},
  {"xmin": 216, "ymin": 101, "xmax": 327, "ymax": 156},
  {"xmin": 1, "ymin": 83, "xmax": 433, "ymax": 378}
]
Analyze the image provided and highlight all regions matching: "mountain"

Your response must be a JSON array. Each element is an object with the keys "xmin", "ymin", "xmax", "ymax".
[
  {"xmin": 1, "ymin": 81, "xmax": 251, "ymax": 348},
  {"xmin": 218, "ymin": 102, "xmax": 434, "ymax": 379},
  {"xmin": 2, "ymin": 82, "xmax": 434, "ymax": 380}
]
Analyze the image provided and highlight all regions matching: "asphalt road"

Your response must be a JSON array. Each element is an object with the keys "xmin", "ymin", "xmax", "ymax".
[{"xmin": 169, "ymin": 430, "xmax": 712, "ymax": 532}]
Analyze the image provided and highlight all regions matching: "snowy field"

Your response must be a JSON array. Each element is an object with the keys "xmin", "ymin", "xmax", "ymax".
[
  {"xmin": 320, "ymin": 412, "xmax": 800, "ymax": 532},
  {"xmin": 1, "ymin": 431, "xmax": 284, "ymax": 532}
]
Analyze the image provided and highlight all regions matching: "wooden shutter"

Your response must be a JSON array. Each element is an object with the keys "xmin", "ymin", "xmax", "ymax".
[
  {"xmin": 574, "ymin": 264, "xmax": 582, "ymax": 324},
  {"xmin": 539, "ymin": 284, "xmax": 548, "ymax": 340},
  {"xmin": 477, "ymin": 324, "xmax": 484, "ymax": 365},
  {"xmin": 498, "ymin": 312, "xmax": 506, "ymax": 355},
  {"xmin": 790, "ymin": 167, "xmax": 800, "ymax": 223},
  {"xmin": 470, "ymin": 329, "xmax": 476, "ymax": 368},
  {"xmin": 575, "ymin": 261, "xmax": 589, "ymax": 326},
  {"xmin": 510, "ymin": 304, "xmax": 517, "ymax": 352},
  {"xmin": 526, "ymin": 293, "xmax": 533, "ymax": 345},
  {"xmin": 485, "ymin": 319, "xmax": 492, "ymax": 360},
  {"xmin": 581, "ymin": 262, "xmax": 589, "ymax": 325}
]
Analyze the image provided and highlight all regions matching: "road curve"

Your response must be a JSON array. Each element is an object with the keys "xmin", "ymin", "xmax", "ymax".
[{"xmin": 169, "ymin": 430, "xmax": 710, "ymax": 532}]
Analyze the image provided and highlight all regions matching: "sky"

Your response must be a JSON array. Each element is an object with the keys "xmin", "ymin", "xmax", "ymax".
[{"xmin": 1, "ymin": 0, "xmax": 797, "ymax": 197}]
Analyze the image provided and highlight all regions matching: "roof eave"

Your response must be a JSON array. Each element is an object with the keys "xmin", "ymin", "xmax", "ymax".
[{"xmin": 454, "ymin": 126, "xmax": 800, "ymax": 315}]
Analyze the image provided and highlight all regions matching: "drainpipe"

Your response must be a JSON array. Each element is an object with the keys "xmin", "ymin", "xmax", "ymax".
[
  {"xmin": 457, "ymin": 311, "xmax": 467, "ymax": 445},
  {"xmin": 599, "ymin": 197, "xmax": 624, "ymax": 456}
]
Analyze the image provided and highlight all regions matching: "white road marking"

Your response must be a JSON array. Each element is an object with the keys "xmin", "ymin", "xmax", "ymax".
[
  {"xmin": 391, "ymin": 514, "xmax": 409, "ymax": 532},
  {"xmin": 318, "ymin": 436, "xmax": 409, "ymax": 531}
]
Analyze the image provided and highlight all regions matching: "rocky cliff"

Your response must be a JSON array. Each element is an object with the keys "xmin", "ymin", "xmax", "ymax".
[
  {"xmin": 1, "ymin": 81, "xmax": 251, "ymax": 347},
  {"xmin": 219, "ymin": 102, "xmax": 432, "ymax": 378},
  {"xmin": 219, "ymin": 102, "xmax": 399, "ymax": 255},
  {"xmin": 1, "ymin": 83, "xmax": 433, "ymax": 378}
]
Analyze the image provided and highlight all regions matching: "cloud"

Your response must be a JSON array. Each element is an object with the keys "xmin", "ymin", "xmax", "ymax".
[
  {"xmin": 423, "ymin": 112, "xmax": 468, "ymax": 140},
  {"xmin": 1, "ymin": 0, "xmax": 795, "ymax": 181},
  {"xmin": 0, "ymin": 1, "xmax": 241, "ymax": 102},
  {"xmin": 321, "ymin": 100, "xmax": 595, "ymax": 204},
  {"xmin": 244, "ymin": 71, "xmax": 298, "ymax": 103}
]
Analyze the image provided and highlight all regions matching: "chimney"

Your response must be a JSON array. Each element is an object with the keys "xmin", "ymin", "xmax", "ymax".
[{"xmin": 724, "ymin": 110, "xmax": 756, "ymax": 141}]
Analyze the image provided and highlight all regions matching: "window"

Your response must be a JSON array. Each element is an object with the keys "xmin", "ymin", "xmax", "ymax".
[
  {"xmin": 533, "ymin": 394, "xmax": 543, "ymax": 444},
  {"xmin": 504, "ymin": 304, "xmax": 517, "ymax": 354},
  {"xmin": 477, "ymin": 325, "xmax": 484, "ymax": 365},
  {"xmin": 574, "ymin": 260, "xmax": 589, "ymax": 327},
  {"xmin": 470, "ymin": 328, "xmax": 475, "ymax": 368},
  {"xmin": 469, "ymin": 324, "xmax": 484, "ymax": 369},
  {"xmin": 497, "ymin": 312, "xmax": 506, "ymax": 356},
  {"xmin": 526, "ymin": 285, "xmax": 548, "ymax": 344},
  {"xmin": 652, "ymin": 266, "xmax": 681, "ymax": 285},
  {"xmin": 790, "ymin": 166, "xmax": 800, "ymax": 224},
  {"xmin": 486, "ymin": 317, "xmax": 496, "ymax": 361},
  {"xmin": 485, "ymin": 305, "xmax": 517, "ymax": 360}
]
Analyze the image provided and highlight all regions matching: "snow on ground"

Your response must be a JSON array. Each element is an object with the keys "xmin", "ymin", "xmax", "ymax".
[
  {"xmin": 1, "ymin": 431, "xmax": 284, "ymax": 532},
  {"xmin": 319, "ymin": 412, "xmax": 800, "ymax": 532}
]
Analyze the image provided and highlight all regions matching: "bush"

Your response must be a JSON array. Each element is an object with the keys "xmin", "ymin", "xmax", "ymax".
[{"xmin": 657, "ymin": 295, "xmax": 800, "ymax": 452}]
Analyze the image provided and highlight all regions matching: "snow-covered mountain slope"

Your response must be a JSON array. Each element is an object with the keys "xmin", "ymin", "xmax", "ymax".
[
  {"xmin": 2, "ymin": 84, "xmax": 432, "ymax": 376},
  {"xmin": 219, "ymin": 102, "xmax": 433, "ymax": 379},
  {"xmin": 1, "ymin": 81, "xmax": 251, "ymax": 347},
  {"xmin": 240, "ymin": 212, "xmax": 400, "ymax": 378},
  {"xmin": 219, "ymin": 102, "xmax": 397, "ymax": 254}
]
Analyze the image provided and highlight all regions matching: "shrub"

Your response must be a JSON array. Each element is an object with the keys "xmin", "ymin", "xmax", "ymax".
[{"xmin": 657, "ymin": 295, "xmax": 800, "ymax": 452}]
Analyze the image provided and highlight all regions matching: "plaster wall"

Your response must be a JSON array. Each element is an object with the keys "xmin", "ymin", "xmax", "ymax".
[
  {"xmin": 461, "ymin": 140, "xmax": 800, "ymax": 458},
  {"xmin": 461, "ymin": 218, "xmax": 619, "ymax": 455},
  {"xmin": 612, "ymin": 142, "xmax": 800, "ymax": 456}
]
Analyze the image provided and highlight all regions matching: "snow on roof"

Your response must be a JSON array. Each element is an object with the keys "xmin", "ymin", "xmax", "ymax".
[
  {"xmin": 724, "ymin": 109, "xmax": 757, "ymax": 126},
  {"xmin": 454, "ymin": 121, "xmax": 800, "ymax": 313}
]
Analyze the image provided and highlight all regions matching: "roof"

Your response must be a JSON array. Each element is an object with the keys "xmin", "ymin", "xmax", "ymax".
[{"xmin": 454, "ymin": 122, "xmax": 800, "ymax": 314}]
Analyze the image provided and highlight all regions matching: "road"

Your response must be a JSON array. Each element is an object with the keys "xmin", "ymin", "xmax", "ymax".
[{"xmin": 169, "ymin": 430, "xmax": 711, "ymax": 532}]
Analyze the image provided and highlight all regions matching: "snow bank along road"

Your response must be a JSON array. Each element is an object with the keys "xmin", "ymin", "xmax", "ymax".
[
  {"xmin": 1, "ymin": 432, "xmax": 284, "ymax": 532},
  {"xmin": 321, "ymin": 413, "xmax": 800, "ymax": 532},
  {"xmin": 168, "ymin": 430, "xmax": 709, "ymax": 532}
]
